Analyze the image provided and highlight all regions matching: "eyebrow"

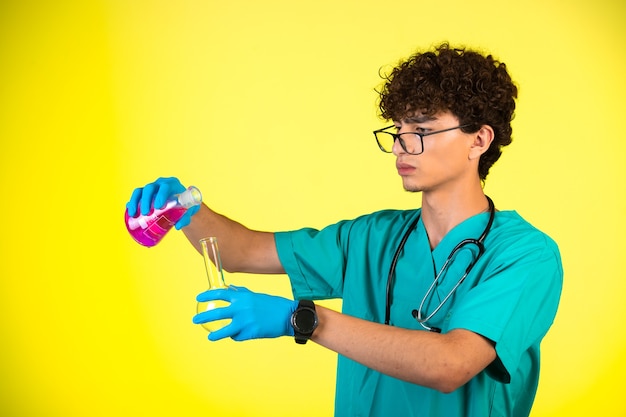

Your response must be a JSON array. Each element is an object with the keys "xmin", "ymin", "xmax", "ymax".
[{"xmin": 402, "ymin": 115, "xmax": 436, "ymax": 124}]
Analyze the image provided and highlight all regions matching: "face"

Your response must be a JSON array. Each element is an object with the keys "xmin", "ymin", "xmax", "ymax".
[{"xmin": 392, "ymin": 111, "xmax": 477, "ymax": 193}]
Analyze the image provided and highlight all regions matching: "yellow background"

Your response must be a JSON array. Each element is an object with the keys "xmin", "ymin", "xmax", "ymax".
[{"xmin": 1, "ymin": 0, "xmax": 624, "ymax": 416}]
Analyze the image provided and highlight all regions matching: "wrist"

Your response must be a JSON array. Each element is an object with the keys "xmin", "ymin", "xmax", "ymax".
[
  {"xmin": 290, "ymin": 300, "xmax": 318, "ymax": 344},
  {"xmin": 285, "ymin": 300, "xmax": 298, "ymax": 336}
]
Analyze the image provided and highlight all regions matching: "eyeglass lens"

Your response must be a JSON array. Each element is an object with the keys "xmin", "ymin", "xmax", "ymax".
[{"xmin": 376, "ymin": 132, "xmax": 422, "ymax": 154}]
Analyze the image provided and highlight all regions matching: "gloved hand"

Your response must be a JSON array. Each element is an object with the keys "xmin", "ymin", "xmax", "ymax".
[
  {"xmin": 126, "ymin": 176, "xmax": 200, "ymax": 230},
  {"xmin": 193, "ymin": 286, "xmax": 298, "ymax": 342}
]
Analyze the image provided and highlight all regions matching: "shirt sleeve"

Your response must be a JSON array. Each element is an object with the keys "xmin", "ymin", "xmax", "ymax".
[
  {"xmin": 447, "ymin": 232, "xmax": 563, "ymax": 383},
  {"xmin": 274, "ymin": 210, "xmax": 417, "ymax": 302},
  {"xmin": 274, "ymin": 223, "xmax": 350, "ymax": 300}
]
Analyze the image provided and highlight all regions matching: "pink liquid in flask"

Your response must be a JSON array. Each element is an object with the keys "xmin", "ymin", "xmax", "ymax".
[{"xmin": 125, "ymin": 186, "xmax": 202, "ymax": 247}]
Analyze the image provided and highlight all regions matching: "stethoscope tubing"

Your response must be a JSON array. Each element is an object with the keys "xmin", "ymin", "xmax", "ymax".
[{"xmin": 384, "ymin": 197, "xmax": 495, "ymax": 328}]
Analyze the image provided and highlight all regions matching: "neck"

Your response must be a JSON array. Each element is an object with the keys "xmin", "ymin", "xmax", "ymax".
[{"xmin": 420, "ymin": 189, "xmax": 490, "ymax": 250}]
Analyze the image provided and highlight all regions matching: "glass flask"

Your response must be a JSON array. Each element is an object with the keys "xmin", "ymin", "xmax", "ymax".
[
  {"xmin": 196, "ymin": 236, "xmax": 231, "ymax": 332},
  {"xmin": 125, "ymin": 186, "xmax": 202, "ymax": 247}
]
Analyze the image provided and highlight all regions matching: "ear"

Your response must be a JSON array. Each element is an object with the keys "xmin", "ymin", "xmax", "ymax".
[{"xmin": 468, "ymin": 125, "xmax": 495, "ymax": 160}]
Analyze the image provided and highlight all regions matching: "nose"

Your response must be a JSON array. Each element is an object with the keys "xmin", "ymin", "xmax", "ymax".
[{"xmin": 391, "ymin": 134, "xmax": 406, "ymax": 156}]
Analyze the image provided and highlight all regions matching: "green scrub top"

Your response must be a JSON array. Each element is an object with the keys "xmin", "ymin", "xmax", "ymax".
[{"xmin": 275, "ymin": 209, "xmax": 563, "ymax": 417}]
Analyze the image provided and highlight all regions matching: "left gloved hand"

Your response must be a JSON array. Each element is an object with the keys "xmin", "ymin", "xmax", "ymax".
[{"xmin": 193, "ymin": 286, "xmax": 298, "ymax": 342}]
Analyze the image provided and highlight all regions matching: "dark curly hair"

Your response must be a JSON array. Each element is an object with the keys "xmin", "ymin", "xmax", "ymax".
[{"xmin": 378, "ymin": 43, "xmax": 518, "ymax": 181}]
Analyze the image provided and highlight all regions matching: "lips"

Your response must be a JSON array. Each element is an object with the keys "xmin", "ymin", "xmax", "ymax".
[{"xmin": 396, "ymin": 162, "xmax": 415, "ymax": 176}]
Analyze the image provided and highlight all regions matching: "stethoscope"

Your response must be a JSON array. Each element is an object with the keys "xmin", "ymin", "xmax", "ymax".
[{"xmin": 384, "ymin": 196, "xmax": 495, "ymax": 332}]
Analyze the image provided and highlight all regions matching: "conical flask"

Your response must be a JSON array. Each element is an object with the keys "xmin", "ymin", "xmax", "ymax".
[
  {"xmin": 196, "ymin": 237, "xmax": 231, "ymax": 332},
  {"xmin": 125, "ymin": 186, "xmax": 202, "ymax": 247}
]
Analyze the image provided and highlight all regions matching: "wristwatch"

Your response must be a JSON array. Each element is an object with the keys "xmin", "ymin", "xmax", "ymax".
[{"xmin": 291, "ymin": 300, "xmax": 318, "ymax": 344}]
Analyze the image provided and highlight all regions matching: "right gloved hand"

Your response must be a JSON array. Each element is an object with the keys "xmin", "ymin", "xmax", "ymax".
[
  {"xmin": 126, "ymin": 177, "xmax": 200, "ymax": 230},
  {"xmin": 193, "ymin": 286, "xmax": 298, "ymax": 342}
]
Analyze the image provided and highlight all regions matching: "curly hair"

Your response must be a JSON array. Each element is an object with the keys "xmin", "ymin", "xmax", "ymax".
[{"xmin": 378, "ymin": 43, "xmax": 518, "ymax": 181}]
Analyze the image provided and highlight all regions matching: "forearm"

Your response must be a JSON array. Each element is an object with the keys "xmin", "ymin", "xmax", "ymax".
[
  {"xmin": 182, "ymin": 204, "xmax": 284, "ymax": 274},
  {"xmin": 311, "ymin": 305, "xmax": 496, "ymax": 393}
]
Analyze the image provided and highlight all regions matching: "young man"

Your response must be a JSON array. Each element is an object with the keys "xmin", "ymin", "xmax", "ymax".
[{"xmin": 126, "ymin": 43, "xmax": 563, "ymax": 416}]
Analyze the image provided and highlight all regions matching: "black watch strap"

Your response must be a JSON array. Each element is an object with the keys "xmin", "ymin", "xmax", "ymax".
[{"xmin": 291, "ymin": 300, "xmax": 318, "ymax": 344}]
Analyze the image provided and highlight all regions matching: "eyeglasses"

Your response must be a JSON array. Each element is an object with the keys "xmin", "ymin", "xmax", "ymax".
[{"xmin": 373, "ymin": 124, "xmax": 470, "ymax": 155}]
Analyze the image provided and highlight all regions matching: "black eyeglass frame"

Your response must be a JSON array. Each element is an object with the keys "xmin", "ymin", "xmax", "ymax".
[{"xmin": 373, "ymin": 124, "xmax": 472, "ymax": 155}]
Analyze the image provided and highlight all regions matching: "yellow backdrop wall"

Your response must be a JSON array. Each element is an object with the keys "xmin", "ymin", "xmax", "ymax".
[{"xmin": 1, "ymin": 0, "xmax": 624, "ymax": 416}]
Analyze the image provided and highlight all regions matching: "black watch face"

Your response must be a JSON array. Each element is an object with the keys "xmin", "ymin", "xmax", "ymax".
[{"xmin": 295, "ymin": 308, "xmax": 317, "ymax": 333}]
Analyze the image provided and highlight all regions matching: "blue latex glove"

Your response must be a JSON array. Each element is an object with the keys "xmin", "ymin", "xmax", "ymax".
[
  {"xmin": 193, "ymin": 286, "xmax": 298, "ymax": 342},
  {"xmin": 126, "ymin": 176, "xmax": 200, "ymax": 230}
]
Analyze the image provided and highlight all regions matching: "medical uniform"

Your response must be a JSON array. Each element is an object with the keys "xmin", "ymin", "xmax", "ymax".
[{"xmin": 275, "ymin": 209, "xmax": 563, "ymax": 417}]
